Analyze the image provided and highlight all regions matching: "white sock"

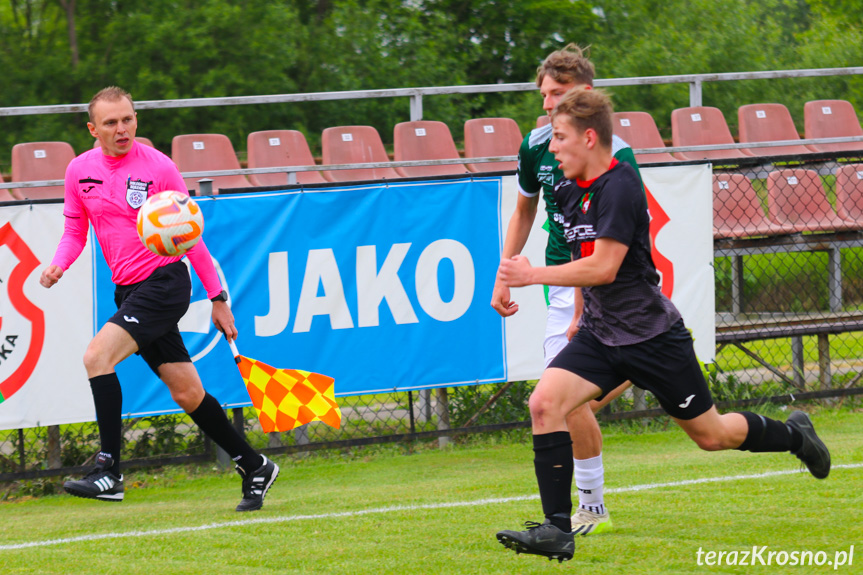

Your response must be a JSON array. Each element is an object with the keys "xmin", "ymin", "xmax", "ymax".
[{"xmin": 574, "ymin": 454, "xmax": 605, "ymax": 515}]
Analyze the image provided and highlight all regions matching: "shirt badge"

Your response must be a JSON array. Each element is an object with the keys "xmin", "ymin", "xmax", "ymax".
[
  {"xmin": 126, "ymin": 177, "xmax": 151, "ymax": 209},
  {"xmin": 580, "ymin": 192, "xmax": 594, "ymax": 214}
]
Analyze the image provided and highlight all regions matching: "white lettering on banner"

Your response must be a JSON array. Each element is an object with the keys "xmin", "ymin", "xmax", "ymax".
[
  {"xmin": 356, "ymin": 243, "xmax": 418, "ymax": 327},
  {"xmin": 252, "ymin": 240, "xmax": 475, "ymax": 336},
  {"xmin": 293, "ymin": 249, "xmax": 354, "ymax": 333},
  {"xmin": 415, "ymin": 239, "xmax": 475, "ymax": 322},
  {"xmin": 254, "ymin": 251, "xmax": 290, "ymax": 337}
]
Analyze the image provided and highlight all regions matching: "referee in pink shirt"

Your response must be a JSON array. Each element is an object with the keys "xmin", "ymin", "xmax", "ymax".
[{"xmin": 40, "ymin": 87, "xmax": 278, "ymax": 511}]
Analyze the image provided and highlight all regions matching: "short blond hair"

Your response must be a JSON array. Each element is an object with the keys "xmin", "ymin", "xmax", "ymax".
[
  {"xmin": 551, "ymin": 88, "xmax": 613, "ymax": 148},
  {"xmin": 535, "ymin": 44, "xmax": 595, "ymax": 88},
  {"xmin": 88, "ymin": 86, "xmax": 134, "ymax": 122}
]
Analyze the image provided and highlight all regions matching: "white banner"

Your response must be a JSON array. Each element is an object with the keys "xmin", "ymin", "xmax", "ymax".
[
  {"xmin": 0, "ymin": 204, "xmax": 94, "ymax": 429},
  {"xmin": 0, "ymin": 166, "xmax": 713, "ymax": 430},
  {"xmin": 503, "ymin": 164, "xmax": 716, "ymax": 381}
]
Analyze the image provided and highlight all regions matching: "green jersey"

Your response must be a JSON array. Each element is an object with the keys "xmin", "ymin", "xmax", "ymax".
[{"xmin": 516, "ymin": 123, "xmax": 643, "ymax": 266}]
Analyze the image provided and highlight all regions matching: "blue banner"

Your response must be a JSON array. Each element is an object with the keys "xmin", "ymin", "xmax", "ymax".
[{"xmin": 94, "ymin": 177, "xmax": 506, "ymax": 416}]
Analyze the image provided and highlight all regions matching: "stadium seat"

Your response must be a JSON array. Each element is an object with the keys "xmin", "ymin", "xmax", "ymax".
[
  {"xmin": 536, "ymin": 115, "xmax": 551, "ymax": 128},
  {"xmin": 11, "ymin": 141, "xmax": 76, "ymax": 200},
  {"xmin": 320, "ymin": 126, "xmax": 401, "ymax": 182},
  {"xmin": 713, "ymin": 174, "xmax": 795, "ymax": 239},
  {"xmin": 767, "ymin": 169, "xmax": 859, "ymax": 233},
  {"xmin": 93, "ymin": 136, "xmax": 155, "ymax": 150},
  {"xmin": 463, "ymin": 118, "xmax": 522, "ymax": 172},
  {"xmin": 804, "ymin": 100, "xmax": 863, "ymax": 154},
  {"xmin": 738, "ymin": 103, "xmax": 816, "ymax": 157},
  {"xmin": 247, "ymin": 130, "xmax": 326, "ymax": 186},
  {"xmin": 612, "ymin": 112, "xmax": 678, "ymax": 164},
  {"xmin": 835, "ymin": 164, "xmax": 863, "ymax": 223},
  {"xmin": 671, "ymin": 107, "xmax": 750, "ymax": 161},
  {"xmin": 393, "ymin": 121, "xmax": 467, "ymax": 178},
  {"xmin": 171, "ymin": 134, "xmax": 252, "ymax": 194}
]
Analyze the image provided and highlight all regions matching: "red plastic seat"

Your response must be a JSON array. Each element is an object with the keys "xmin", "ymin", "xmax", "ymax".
[
  {"xmin": 738, "ymin": 104, "xmax": 816, "ymax": 157},
  {"xmin": 612, "ymin": 112, "xmax": 678, "ymax": 164},
  {"xmin": 804, "ymin": 100, "xmax": 863, "ymax": 153},
  {"xmin": 767, "ymin": 169, "xmax": 859, "ymax": 233},
  {"xmin": 835, "ymin": 164, "xmax": 863, "ymax": 223},
  {"xmin": 671, "ymin": 107, "xmax": 749, "ymax": 161},
  {"xmin": 713, "ymin": 174, "xmax": 795, "ymax": 239},
  {"xmin": 393, "ymin": 121, "xmax": 467, "ymax": 178},
  {"xmin": 247, "ymin": 130, "xmax": 326, "ymax": 186},
  {"xmin": 11, "ymin": 141, "xmax": 76, "ymax": 200},
  {"xmin": 463, "ymin": 118, "xmax": 522, "ymax": 172},
  {"xmin": 171, "ymin": 134, "xmax": 252, "ymax": 195},
  {"xmin": 320, "ymin": 126, "xmax": 400, "ymax": 183}
]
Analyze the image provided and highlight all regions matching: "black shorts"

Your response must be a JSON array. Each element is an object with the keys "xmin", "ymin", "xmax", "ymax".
[
  {"xmin": 548, "ymin": 319, "xmax": 714, "ymax": 420},
  {"xmin": 107, "ymin": 261, "xmax": 193, "ymax": 374}
]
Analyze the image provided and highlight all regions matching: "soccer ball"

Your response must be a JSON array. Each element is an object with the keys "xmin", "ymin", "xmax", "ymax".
[{"xmin": 136, "ymin": 191, "xmax": 204, "ymax": 257}]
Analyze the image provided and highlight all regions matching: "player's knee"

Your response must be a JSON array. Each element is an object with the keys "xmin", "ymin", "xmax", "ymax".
[
  {"xmin": 170, "ymin": 387, "xmax": 200, "ymax": 411},
  {"xmin": 528, "ymin": 390, "xmax": 557, "ymax": 420},
  {"xmin": 82, "ymin": 344, "xmax": 111, "ymax": 375},
  {"xmin": 691, "ymin": 433, "xmax": 726, "ymax": 452}
]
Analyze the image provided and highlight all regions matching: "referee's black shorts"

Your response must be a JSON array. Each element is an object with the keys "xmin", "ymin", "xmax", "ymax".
[
  {"xmin": 107, "ymin": 261, "xmax": 193, "ymax": 374},
  {"xmin": 548, "ymin": 319, "xmax": 713, "ymax": 420}
]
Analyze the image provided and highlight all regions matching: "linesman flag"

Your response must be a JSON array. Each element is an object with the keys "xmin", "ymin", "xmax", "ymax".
[{"xmin": 229, "ymin": 341, "xmax": 341, "ymax": 432}]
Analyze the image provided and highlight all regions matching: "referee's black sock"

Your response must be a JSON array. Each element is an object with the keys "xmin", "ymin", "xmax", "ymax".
[
  {"xmin": 188, "ymin": 392, "xmax": 263, "ymax": 473},
  {"xmin": 736, "ymin": 411, "xmax": 803, "ymax": 453},
  {"xmin": 89, "ymin": 373, "xmax": 123, "ymax": 476},
  {"xmin": 533, "ymin": 431, "xmax": 574, "ymax": 532}
]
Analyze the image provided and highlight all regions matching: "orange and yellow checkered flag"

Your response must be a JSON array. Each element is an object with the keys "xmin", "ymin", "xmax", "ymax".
[{"xmin": 229, "ymin": 341, "xmax": 341, "ymax": 432}]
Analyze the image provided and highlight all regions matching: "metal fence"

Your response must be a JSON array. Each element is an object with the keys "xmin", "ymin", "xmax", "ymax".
[
  {"xmin": 5, "ymin": 150, "xmax": 863, "ymax": 484},
  {"xmin": 4, "ymin": 69, "xmax": 863, "ymax": 484}
]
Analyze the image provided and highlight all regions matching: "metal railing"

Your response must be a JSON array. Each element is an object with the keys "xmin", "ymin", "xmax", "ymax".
[{"xmin": 2, "ymin": 66, "xmax": 862, "ymax": 121}]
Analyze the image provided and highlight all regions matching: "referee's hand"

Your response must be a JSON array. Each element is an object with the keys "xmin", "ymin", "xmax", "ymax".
[
  {"xmin": 211, "ymin": 300, "xmax": 238, "ymax": 342},
  {"xmin": 40, "ymin": 265, "xmax": 64, "ymax": 288}
]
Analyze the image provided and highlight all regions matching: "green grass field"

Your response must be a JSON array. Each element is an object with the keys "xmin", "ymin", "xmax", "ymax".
[{"xmin": 1, "ymin": 407, "xmax": 861, "ymax": 574}]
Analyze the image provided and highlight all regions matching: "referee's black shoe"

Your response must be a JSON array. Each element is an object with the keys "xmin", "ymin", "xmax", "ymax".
[
  {"xmin": 496, "ymin": 520, "xmax": 575, "ymax": 563},
  {"xmin": 235, "ymin": 455, "xmax": 280, "ymax": 512},
  {"xmin": 786, "ymin": 411, "xmax": 830, "ymax": 479},
  {"xmin": 63, "ymin": 452, "xmax": 124, "ymax": 502}
]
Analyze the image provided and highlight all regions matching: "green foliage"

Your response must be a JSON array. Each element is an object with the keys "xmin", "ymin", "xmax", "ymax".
[
  {"xmin": 447, "ymin": 381, "xmax": 533, "ymax": 426},
  {"xmin": 58, "ymin": 422, "xmax": 101, "ymax": 468},
  {"xmin": 1, "ymin": 0, "xmax": 862, "ymax": 170},
  {"xmin": 126, "ymin": 415, "xmax": 206, "ymax": 460},
  {"xmin": 705, "ymin": 365, "xmax": 789, "ymax": 402}
]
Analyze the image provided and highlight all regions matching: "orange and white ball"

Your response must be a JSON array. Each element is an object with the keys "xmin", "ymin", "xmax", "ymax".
[{"xmin": 136, "ymin": 191, "xmax": 204, "ymax": 257}]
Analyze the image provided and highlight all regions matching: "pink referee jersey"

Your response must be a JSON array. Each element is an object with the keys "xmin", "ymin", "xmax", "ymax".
[{"xmin": 51, "ymin": 140, "xmax": 222, "ymax": 298}]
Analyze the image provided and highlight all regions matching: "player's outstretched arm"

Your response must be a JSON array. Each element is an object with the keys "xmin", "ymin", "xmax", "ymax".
[
  {"xmin": 212, "ymin": 300, "xmax": 238, "ymax": 343},
  {"xmin": 499, "ymin": 238, "xmax": 629, "ymax": 288},
  {"xmin": 491, "ymin": 193, "xmax": 539, "ymax": 317},
  {"xmin": 39, "ymin": 265, "xmax": 64, "ymax": 288}
]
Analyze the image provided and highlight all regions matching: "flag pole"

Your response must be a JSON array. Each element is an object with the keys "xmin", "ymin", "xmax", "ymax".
[{"xmin": 228, "ymin": 340, "xmax": 241, "ymax": 364}]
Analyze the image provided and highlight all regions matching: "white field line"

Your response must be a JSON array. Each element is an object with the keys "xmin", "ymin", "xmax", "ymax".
[{"xmin": 2, "ymin": 463, "xmax": 860, "ymax": 551}]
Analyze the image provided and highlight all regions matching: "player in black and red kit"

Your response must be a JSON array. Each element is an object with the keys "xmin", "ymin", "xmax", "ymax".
[{"xmin": 494, "ymin": 88, "xmax": 831, "ymax": 562}]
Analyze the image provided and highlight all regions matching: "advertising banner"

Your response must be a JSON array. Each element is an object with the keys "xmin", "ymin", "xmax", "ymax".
[{"xmin": 0, "ymin": 166, "xmax": 713, "ymax": 428}]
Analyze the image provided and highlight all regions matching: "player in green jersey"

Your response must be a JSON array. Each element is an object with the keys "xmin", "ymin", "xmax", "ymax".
[{"xmin": 491, "ymin": 44, "xmax": 641, "ymax": 535}]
